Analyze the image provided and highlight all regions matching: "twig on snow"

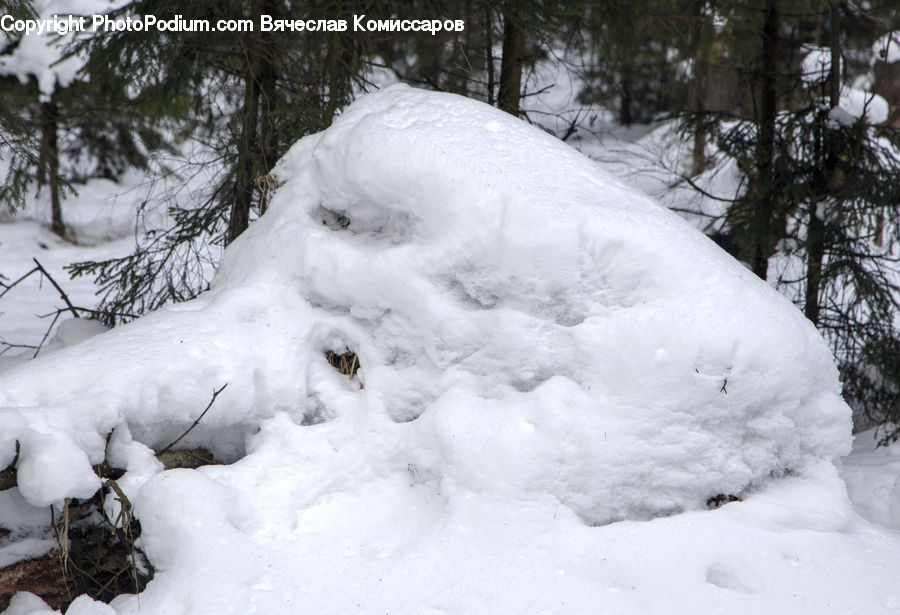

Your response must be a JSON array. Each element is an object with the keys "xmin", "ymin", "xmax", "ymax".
[{"xmin": 158, "ymin": 383, "xmax": 228, "ymax": 455}]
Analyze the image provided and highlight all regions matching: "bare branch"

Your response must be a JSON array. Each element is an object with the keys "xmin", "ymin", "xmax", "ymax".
[
  {"xmin": 158, "ymin": 383, "xmax": 228, "ymax": 455},
  {"xmin": 32, "ymin": 258, "xmax": 79, "ymax": 319},
  {"xmin": 32, "ymin": 311, "xmax": 62, "ymax": 359},
  {"xmin": 0, "ymin": 266, "xmax": 39, "ymax": 300}
]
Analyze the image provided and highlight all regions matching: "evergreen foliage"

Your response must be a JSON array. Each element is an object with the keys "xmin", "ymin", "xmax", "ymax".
[
  {"xmin": 0, "ymin": 72, "xmax": 43, "ymax": 214},
  {"xmin": 578, "ymin": 0, "xmax": 694, "ymax": 125},
  {"xmin": 66, "ymin": 0, "xmax": 577, "ymax": 320},
  {"xmin": 66, "ymin": 0, "xmax": 374, "ymax": 320},
  {"xmin": 371, "ymin": 0, "xmax": 578, "ymax": 113},
  {"xmin": 0, "ymin": 0, "xmax": 157, "ymax": 236},
  {"xmin": 675, "ymin": 0, "xmax": 900, "ymax": 440}
]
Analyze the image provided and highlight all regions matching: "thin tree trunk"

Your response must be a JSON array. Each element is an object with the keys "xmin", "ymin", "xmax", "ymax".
[
  {"xmin": 692, "ymin": 124, "xmax": 707, "ymax": 176},
  {"xmin": 806, "ymin": 2, "xmax": 842, "ymax": 325},
  {"xmin": 497, "ymin": 12, "xmax": 524, "ymax": 116},
  {"xmin": 804, "ymin": 204, "xmax": 825, "ymax": 325},
  {"xmin": 323, "ymin": 0, "xmax": 343, "ymax": 128},
  {"xmin": 256, "ymin": 0, "xmax": 279, "ymax": 216},
  {"xmin": 40, "ymin": 100, "xmax": 64, "ymax": 239},
  {"xmin": 455, "ymin": 0, "xmax": 474, "ymax": 97},
  {"xmin": 690, "ymin": 10, "xmax": 711, "ymax": 176},
  {"xmin": 751, "ymin": 0, "xmax": 779, "ymax": 280},
  {"xmin": 828, "ymin": 2, "xmax": 841, "ymax": 108},
  {"xmin": 620, "ymin": 71, "xmax": 633, "ymax": 126},
  {"xmin": 228, "ymin": 62, "xmax": 260, "ymax": 244},
  {"xmin": 257, "ymin": 55, "xmax": 277, "ymax": 216},
  {"xmin": 485, "ymin": 6, "xmax": 495, "ymax": 105}
]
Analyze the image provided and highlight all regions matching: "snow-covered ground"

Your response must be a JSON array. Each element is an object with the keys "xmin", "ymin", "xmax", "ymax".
[{"xmin": 1, "ymin": 86, "xmax": 899, "ymax": 614}]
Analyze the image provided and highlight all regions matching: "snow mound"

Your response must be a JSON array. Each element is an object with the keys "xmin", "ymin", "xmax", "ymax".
[{"xmin": 1, "ymin": 85, "xmax": 849, "ymax": 525}]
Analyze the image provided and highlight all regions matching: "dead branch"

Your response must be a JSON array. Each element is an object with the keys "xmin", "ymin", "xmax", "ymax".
[
  {"xmin": 0, "ymin": 339, "xmax": 39, "ymax": 357},
  {"xmin": 0, "ymin": 463, "xmax": 16, "ymax": 491},
  {"xmin": 0, "ymin": 266, "xmax": 39, "ymax": 300},
  {"xmin": 0, "ymin": 444, "xmax": 18, "ymax": 491},
  {"xmin": 32, "ymin": 258, "xmax": 79, "ymax": 319},
  {"xmin": 53, "ymin": 499, "xmax": 71, "ymax": 576},
  {"xmin": 1, "ymin": 303, "xmax": 138, "ymax": 360},
  {"xmin": 158, "ymin": 383, "xmax": 228, "ymax": 455},
  {"xmin": 32, "ymin": 310, "xmax": 62, "ymax": 359},
  {"xmin": 37, "ymin": 306, "xmax": 140, "ymax": 321}
]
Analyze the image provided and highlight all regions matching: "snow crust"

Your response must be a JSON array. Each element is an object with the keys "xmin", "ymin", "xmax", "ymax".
[{"xmin": 0, "ymin": 86, "xmax": 879, "ymax": 614}]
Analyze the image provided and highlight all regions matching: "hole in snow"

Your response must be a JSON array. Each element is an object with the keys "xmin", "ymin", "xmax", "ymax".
[
  {"xmin": 390, "ymin": 406, "xmax": 426, "ymax": 423},
  {"xmin": 706, "ymin": 493, "xmax": 741, "ymax": 509},
  {"xmin": 312, "ymin": 203, "xmax": 418, "ymax": 244},
  {"xmin": 511, "ymin": 375, "xmax": 550, "ymax": 393},
  {"xmin": 313, "ymin": 204, "xmax": 351, "ymax": 231},
  {"xmin": 300, "ymin": 397, "xmax": 331, "ymax": 426},
  {"xmin": 705, "ymin": 564, "xmax": 754, "ymax": 593},
  {"xmin": 326, "ymin": 350, "xmax": 361, "ymax": 380}
]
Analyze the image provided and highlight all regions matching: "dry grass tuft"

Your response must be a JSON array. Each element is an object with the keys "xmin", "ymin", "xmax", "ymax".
[{"xmin": 326, "ymin": 350, "xmax": 360, "ymax": 379}]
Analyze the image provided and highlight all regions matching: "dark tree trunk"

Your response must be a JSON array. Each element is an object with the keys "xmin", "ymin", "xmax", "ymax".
[
  {"xmin": 452, "ymin": 0, "xmax": 475, "ymax": 97},
  {"xmin": 690, "ymin": 10, "xmax": 710, "ymax": 176},
  {"xmin": 228, "ymin": 63, "xmax": 261, "ymax": 244},
  {"xmin": 258, "ymin": 44, "xmax": 277, "ymax": 161},
  {"xmin": 497, "ymin": 12, "xmax": 524, "ymax": 116},
  {"xmin": 750, "ymin": 0, "xmax": 779, "ymax": 280},
  {"xmin": 804, "ymin": 204, "xmax": 825, "ymax": 325},
  {"xmin": 39, "ymin": 100, "xmax": 64, "ymax": 238},
  {"xmin": 806, "ymin": 2, "xmax": 843, "ymax": 325},
  {"xmin": 485, "ymin": 6, "xmax": 495, "ymax": 105},
  {"xmin": 692, "ymin": 124, "xmax": 707, "ymax": 176},
  {"xmin": 257, "ymin": 56, "xmax": 277, "ymax": 216},
  {"xmin": 620, "ymin": 71, "xmax": 633, "ymax": 126},
  {"xmin": 323, "ymin": 24, "xmax": 343, "ymax": 127},
  {"xmin": 828, "ymin": 2, "xmax": 841, "ymax": 108}
]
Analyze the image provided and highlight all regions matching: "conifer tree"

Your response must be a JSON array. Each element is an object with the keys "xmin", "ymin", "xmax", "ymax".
[
  {"xmin": 67, "ymin": 0, "xmax": 372, "ymax": 319},
  {"xmin": 371, "ymin": 0, "xmax": 578, "ymax": 119},
  {"xmin": 577, "ymin": 0, "xmax": 691, "ymax": 126},
  {"xmin": 677, "ymin": 0, "xmax": 900, "ymax": 440},
  {"xmin": 0, "ymin": 1, "xmax": 151, "ymax": 239}
]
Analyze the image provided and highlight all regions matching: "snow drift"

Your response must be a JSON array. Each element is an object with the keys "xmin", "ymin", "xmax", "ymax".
[{"xmin": 1, "ymin": 85, "xmax": 850, "ymax": 525}]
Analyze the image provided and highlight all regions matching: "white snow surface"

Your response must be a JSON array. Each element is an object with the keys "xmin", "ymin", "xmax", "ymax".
[
  {"xmin": 3, "ymin": 86, "xmax": 896, "ymax": 614},
  {"xmin": 840, "ymin": 429, "xmax": 900, "ymax": 530}
]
